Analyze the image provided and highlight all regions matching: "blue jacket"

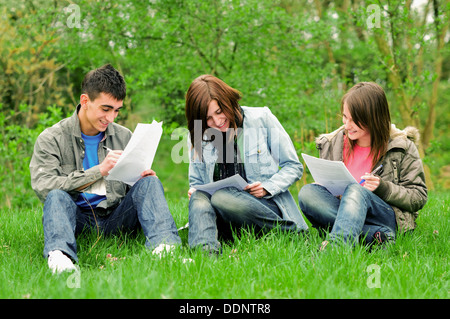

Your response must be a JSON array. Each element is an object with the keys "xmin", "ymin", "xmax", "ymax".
[{"xmin": 189, "ymin": 106, "xmax": 308, "ymax": 231}]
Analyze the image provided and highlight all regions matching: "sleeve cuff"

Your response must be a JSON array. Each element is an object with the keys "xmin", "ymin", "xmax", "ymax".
[
  {"xmin": 85, "ymin": 166, "xmax": 103, "ymax": 182},
  {"xmin": 373, "ymin": 178, "xmax": 390, "ymax": 200}
]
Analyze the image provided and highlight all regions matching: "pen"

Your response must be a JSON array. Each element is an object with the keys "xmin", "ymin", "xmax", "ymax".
[
  {"xmin": 359, "ymin": 164, "xmax": 383, "ymax": 184},
  {"xmin": 103, "ymin": 145, "xmax": 113, "ymax": 153}
]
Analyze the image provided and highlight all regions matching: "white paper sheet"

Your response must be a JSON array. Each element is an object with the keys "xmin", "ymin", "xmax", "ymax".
[
  {"xmin": 85, "ymin": 178, "xmax": 107, "ymax": 195},
  {"xmin": 194, "ymin": 174, "xmax": 249, "ymax": 195},
  {"xmin": 106, "ymin": 121, "xmax": 163, "ymax": 186},
  {"xmin": 177, "ymin": 222, "xmax": 189, "ymax": 231},
  {"xmin": 301, "ymin": 153, "xmax": 358, "ymax": 196}
]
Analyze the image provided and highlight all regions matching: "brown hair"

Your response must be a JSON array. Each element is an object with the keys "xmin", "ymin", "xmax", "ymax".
[
  {"xmin": 341, "ymin": 82, "xmax": 391, "ymax": 169},
  {"xmin": 185, "ymin": 75, "xmax": 243, "ymax": 154}
]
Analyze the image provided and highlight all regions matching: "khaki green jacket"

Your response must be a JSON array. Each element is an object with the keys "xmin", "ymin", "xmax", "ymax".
[
  {"xmin": 316, "ymin": 124, "xmax": 428, "ymax": 232},
  {"xmin": 30, "ymin": 105, "xmax": 132, "ymax": 210}
]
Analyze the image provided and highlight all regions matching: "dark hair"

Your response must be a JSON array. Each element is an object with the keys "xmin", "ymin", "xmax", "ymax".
[
  {"xmin": 185, "ymin": 75, "xmax": 243, "ymax": 153},
  {"xmin": 341, "ymin": 82, "xmax": 391, "ymax": 169},
  {"xmin": 81, "ymin": 64, "xmax": 126, "ymax": 101}
]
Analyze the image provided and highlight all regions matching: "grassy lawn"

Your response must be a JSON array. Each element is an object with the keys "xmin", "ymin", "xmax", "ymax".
[{"xmin": 0, "ymin": 191, "xmax": 448, "ymax": 299}]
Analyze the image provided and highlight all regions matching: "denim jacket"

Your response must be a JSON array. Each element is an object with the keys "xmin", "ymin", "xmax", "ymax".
[
  {"xmin": 189, "ymin": 106, "xmax": 308, "ymax": 231},
  {"xmin": 30, "ymin": 105, "xmax": 132, "ymax": 210}
]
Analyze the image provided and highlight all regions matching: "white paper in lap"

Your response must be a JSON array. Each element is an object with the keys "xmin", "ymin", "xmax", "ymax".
[
  {"xmin": 301, "ymin": 153, "xmax": 358, "ymax": 196},
  {"xmin": 195, "ymin": 174, "xmax": 249, "ymax": 195}
]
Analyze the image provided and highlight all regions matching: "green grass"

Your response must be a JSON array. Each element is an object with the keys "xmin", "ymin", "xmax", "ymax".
[{"xmin": 0, "ymin": 191, "xmax": 448, "ymax": 299}]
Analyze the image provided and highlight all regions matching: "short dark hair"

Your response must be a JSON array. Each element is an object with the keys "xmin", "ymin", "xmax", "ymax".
[{"xmin": 81, "ymin": 64, "xmax": 126, "ymax": 101}]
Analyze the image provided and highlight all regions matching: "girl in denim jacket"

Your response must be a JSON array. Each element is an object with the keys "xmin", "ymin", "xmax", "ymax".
[{"xmin": 185, "ymin": 75, "xmax": 308, "ymax": 254}]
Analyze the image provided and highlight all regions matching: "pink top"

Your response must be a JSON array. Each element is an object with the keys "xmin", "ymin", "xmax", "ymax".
[{"xmin": 343, "ymin": 139, "xmax": 373, "ymax": 184}]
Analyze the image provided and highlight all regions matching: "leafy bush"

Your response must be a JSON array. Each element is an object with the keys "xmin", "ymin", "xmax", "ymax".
[{"xmin": 0, "ymin": 104, "xmax": 65, "ymax": 208}]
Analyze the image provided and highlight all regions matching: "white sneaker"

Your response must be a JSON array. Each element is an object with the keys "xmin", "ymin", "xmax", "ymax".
[
  {"xmin": 151, "ymin": 244, "xmax": 176, "ymax": 258},
  {"xmin": 151, "ymin": 244, "xmax": 194, "ymax": 263},
  {"xmin": 48, "ymin": 250, "xmax": 77, "ymax": 274}
]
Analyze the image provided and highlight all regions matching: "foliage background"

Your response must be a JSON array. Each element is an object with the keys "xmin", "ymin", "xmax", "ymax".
[{"xmin": 0, "ymin": 0, "xmax": 449, "ymax": 209}]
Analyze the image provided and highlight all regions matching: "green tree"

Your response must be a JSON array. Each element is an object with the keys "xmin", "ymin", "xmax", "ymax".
[{"xmin": 0, "ymin": 0, "xmax": 448, "ymax": 192}]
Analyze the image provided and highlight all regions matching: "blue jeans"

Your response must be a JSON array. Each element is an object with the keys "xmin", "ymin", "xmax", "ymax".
[
  {"xmin": 188, "ymin": 187, "xmax": 298, "ymax": 252},
  {"xmin": 42, "ymin": 176, "xmax": 181, "ymax": 262},
  {"xmin": 298, "ymin": 183, "xmax": 396, "ymax": 245}
]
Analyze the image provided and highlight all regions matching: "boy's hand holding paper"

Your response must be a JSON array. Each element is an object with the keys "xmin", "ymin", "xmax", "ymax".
[
  {"xmin": 100, "ymin": 149, "xmax": 123, "ymax": 176},
  {"xmin": 106, "ymin": 121, "xmax": 163, "ymax": 186}
]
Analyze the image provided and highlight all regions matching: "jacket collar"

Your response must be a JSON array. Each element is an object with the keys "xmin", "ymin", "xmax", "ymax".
[{"xmin": 316, "ymin": 126, "xmax": 345, "ymax": 147}]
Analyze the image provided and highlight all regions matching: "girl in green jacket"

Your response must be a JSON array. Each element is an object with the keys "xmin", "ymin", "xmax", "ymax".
[{"xmin": 298, "ymin": 82, "xmax": 427, "ymax": 250}]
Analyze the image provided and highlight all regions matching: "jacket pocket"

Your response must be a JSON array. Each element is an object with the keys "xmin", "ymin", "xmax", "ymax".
[
  {"xmin": 389, "ymin": 151, "xmax": 404, "ymax": 184},
  {"xmin": 392, "ymin": 160, "xmax": 399, "ymax": 184},
  {"xmin": 246, "ymin": 136, "xmax": 272, "ymax": 166}
]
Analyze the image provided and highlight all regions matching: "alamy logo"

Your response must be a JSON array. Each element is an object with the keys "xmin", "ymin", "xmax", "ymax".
[
  {"xmin": 366, "ymin": 4, "xmax": 381, "ymax": 29},
  {"xmin": 66, "ymin": 266, "xmax": 81, "ymax": 289},
  {"xmin": 65, "ymin": 4, "xmax": 82, "ymax": 29},
  {"xmin": 170, "ymin": 122, "xmax": 282, "ymax": 165},
  {"xmin": 366, "ymin": 264, "xmax": 381, "ymax": 288}
]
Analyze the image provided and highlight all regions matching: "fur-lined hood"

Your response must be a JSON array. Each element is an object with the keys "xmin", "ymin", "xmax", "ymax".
[{"xmin": 390, "ymin": 125, "xmax": 420, "ymax": 146}]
